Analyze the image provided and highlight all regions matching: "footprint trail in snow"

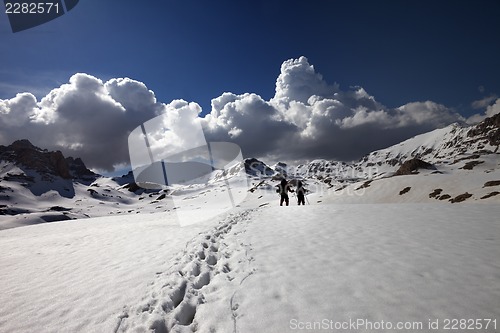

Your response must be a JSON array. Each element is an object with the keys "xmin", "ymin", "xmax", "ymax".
[{"xmin": 116, "ymin": 208, "xmax": 258, "ymax": 333}]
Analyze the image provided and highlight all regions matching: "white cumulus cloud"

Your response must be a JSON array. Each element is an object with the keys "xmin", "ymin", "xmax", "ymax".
[
  {"xmin": 203, "ymin": 57, "xmax": 465, "ymax": 161},
  {"xmin": 0, "ymin": 74, "xmax": 165, "ymax": 171},
  {"xmin": 0, "ymin": 56, "xmax": 482, "ymax": 171}
]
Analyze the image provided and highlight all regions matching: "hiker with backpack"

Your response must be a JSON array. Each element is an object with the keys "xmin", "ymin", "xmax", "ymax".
[
  {"xmin": 296, "ymin": 180, "xmax": 308, "ymax": 205},
  {"xmin": 276, "ymin": 178, "xmax": 293, "ymax": 206}
]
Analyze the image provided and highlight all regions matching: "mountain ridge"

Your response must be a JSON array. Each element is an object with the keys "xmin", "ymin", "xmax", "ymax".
[
  {"xmin": 0, "ymin": 139, "xmax": 97, "ymax": 181},
  {"xmin": 0, "ymin": 113, "xmax": 499, "ymax": 229}
]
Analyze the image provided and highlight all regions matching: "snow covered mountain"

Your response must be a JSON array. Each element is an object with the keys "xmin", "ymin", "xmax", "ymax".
[
  {"xmin": 0, "ymin": 140, "xmax": 167, "ymax": 229},
  {"xmin": 292, "ymin": 113, "xmax": 499, "ymax": 180},
  {"xmin": 278, "ymin": 113, "xmax": 500, "ymax": 204},
  {"xmin": 358, "ymin": 114, "xmax": 498, "ymax": 175},
  {"xmin": 1, "ymin": 114, "xmax": 499, "ymax": 229},
  {"xmin": 326, "ymin": 113, "xmax": 500, "ymax": 203}
]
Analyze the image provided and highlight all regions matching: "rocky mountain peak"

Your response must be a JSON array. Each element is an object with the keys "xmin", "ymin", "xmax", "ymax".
[
  {"xmin": 0, "ymin": 140, "xmax": 95, "ymax": 180},
  {"xmin": 10, "ymin": 139, "xmax": 40, "ymax": 151},
  {"xmin": 467, "ymin": 113, "xmax": 500, "ymax": 147},
  {"xmin": 273, "ymin": 162, "xmax": 288, "ymax": 177},
  {"xmin": 66, "ymin": 157, "xmax": 97, "ymax": 179}
]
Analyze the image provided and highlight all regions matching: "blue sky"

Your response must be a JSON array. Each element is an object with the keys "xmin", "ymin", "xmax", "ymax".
[
  {"xmin": 1, "ymin": 1, "xmax": 500, "ymax": 170},
  {"xmin": 2, "ymin": 0, "xmax": 499, "ymax": 114}
]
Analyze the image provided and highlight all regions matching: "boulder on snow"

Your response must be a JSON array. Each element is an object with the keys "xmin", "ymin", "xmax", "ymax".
[
  {"xmin": 460, "ymin": 160, "xmax": 484, "ymax": 170},
  {"xmin": 450, "ymin": 192, "xmax": 473, "ymax": 203},
  {"xmin": 439, "ymin": 194, "xmax": 451, "ymax": 200},
  {"xmin": 483, "ymin": 180, "xmax": 500, "ymax": 187},
  {"xmin": 481, "ymin": 191, "xmax": 500, "ymax": 199},
  {"xmin": 429, "ymin": 188, "xmax": 443, "ymax": 199},
  {"xmin": 399, "ymin": 187, "xmax": 411, "ymax": 195},
  {"xmin": 394, "ymin": 158, "xmax": 435, "ymax": 176}
]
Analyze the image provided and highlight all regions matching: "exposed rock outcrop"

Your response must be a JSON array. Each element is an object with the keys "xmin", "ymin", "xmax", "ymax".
[
  {"xmin": 394, "ymin": 158, "xmax": 435, "ymax": 176},
  {"xmin": 66, "ymin": 157, "xmax": 97, "ymax": 179},
  {"xmin": 244, "ymin": 158, "xmax": 275, "ymax": 177},
  {"xmin": 467, "ymin": 113, "xmax": 500, "ymax": 147},
  {"xmin": 0, "ymin": 140, "xmax": 94, "ymax": 180}
]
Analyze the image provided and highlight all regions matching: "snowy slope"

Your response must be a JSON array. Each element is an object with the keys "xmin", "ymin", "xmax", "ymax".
[
  {"xmin": 2, "ymin": 112, "xmax": 500, "ymax": 230},
  {"xmin": 356, "ymin": 115, "xmax": 498, "ymax": 177},
  {"xmin": 298, "ymin": 115, "xmax": 500, "ymax": 203},
  {"xmin": 0, "ymin": 210, "xmax": 224, "ymax": 333},
  {"xmin": 327, "ymin": 154, "xmax": 500, "ymax": 204},
  {"xmin": 1, "ymin": 204, "xmax": 499, "ymax": 333}
]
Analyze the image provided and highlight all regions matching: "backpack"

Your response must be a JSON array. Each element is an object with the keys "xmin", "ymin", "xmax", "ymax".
[
  {"xmin": 296, "ymin": 186, "xmax": 305, "ymax": 195},
  {"xmin": 295, "ymin": 180, "xmax": 308, "ymax": 195},
  {"xmin": 277, "ymin": 180, "xmax": 288, "ymax": 195}
]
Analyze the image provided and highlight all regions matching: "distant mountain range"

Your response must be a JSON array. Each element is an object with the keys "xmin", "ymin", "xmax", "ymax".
[{"xmin": 1, "ymin": 113, "xmax": 499, "ymax": 229}]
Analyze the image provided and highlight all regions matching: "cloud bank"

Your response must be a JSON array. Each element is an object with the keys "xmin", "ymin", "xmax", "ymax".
[
  {"xmin": 1, "ymin": 74, "xmax": 164, "ymax": 171},
  {"xmin": 467, "ymin": 95, "xmax": 500, "ymax": 124},
  {"xmin": 203, "ymin": 57, "xmax": 468, "ymax": 162},
  {"xmin": 1, "ymin": 56, "xmax": 495, "ymax": 171}
]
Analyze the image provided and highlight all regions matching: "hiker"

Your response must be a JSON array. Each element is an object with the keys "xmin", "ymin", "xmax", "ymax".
[
  {"xmin": 296, "ymin": 180, "xmax": 308, "ymax": 205},
  {"xmin": 276, "ymin": 178, "xmax": 293, "ymax": 206}
]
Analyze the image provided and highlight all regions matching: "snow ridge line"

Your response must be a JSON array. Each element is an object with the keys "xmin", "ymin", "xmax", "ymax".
[{"xmin": 115, "ymin": 208, "xmax": 257, "ymax": 333}]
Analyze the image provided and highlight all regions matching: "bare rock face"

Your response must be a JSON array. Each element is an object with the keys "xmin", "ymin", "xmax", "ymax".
[
  {"xmin": 273, "ymin": 162, "xmax": 288, "ymax": 178},
  {"xmin": 467, "ymin": 113, "xmax": 500, "ymax": 147},
  {"xmin": 394, "ymin": 158, "xmax": 435, "ymax": 176},
  {"xmin": 49, "ymin": 151, "xmax": 72, "ymax": 179},
  {"xmin": 66, "ymin": 157, "xmax": 96, "ymax": 179},
  {"xmin": 9, "ymin": 139, "xmax": 36, "ymax": 150},
  {"xmin": 0, "ymin": 140, "xmax": 93, "ymax": 180},
  {"xmin": 0, "ymin": 140, "xmax": 71, "ymax": 179},
  {"xmin": 244, "ymin": 158, "xmax": 275, "ymax": 177}
]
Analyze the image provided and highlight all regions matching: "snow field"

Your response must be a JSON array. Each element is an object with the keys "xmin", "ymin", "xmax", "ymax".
[
  {"xmin": 0, "ymin": 211, "xmax": 222, "ymax": 333},
  {"xmin": 234, "ymin": 204, "xmax": 500, "ymax": 332},
  {"xmin": 115, "ymin": 204, "xmax": 499, "ymax": 333},
  {"xmin": 1, "ymin": 202, "xmax": 499, "ymax": 332}
]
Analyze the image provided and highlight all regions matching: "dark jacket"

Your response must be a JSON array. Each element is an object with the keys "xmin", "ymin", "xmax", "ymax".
[{"xmin": 277, "ymin": 179, "xmax": 293, "ymax": 196}]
